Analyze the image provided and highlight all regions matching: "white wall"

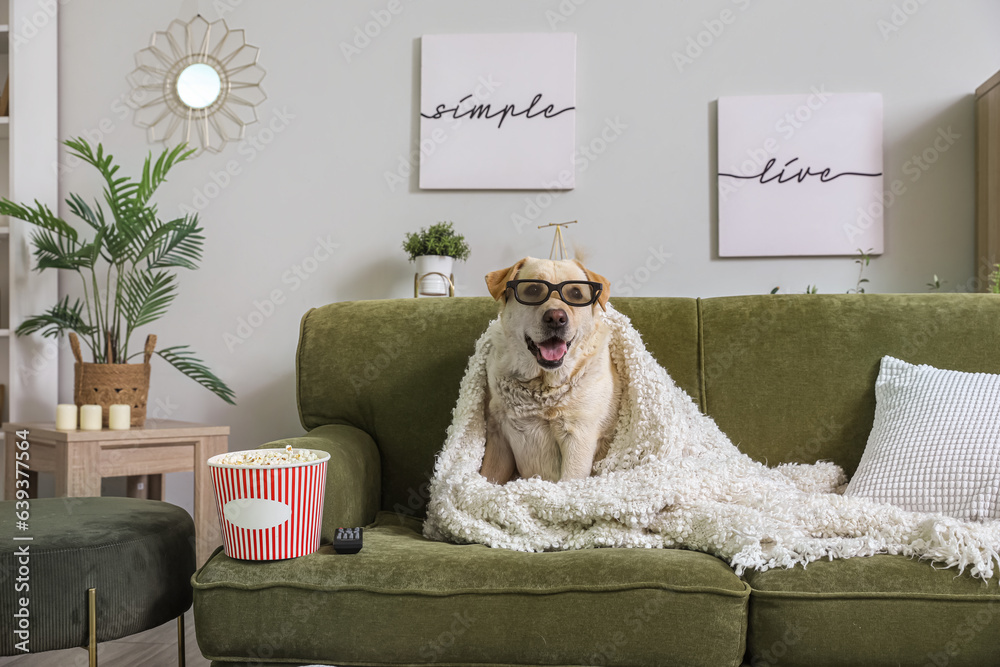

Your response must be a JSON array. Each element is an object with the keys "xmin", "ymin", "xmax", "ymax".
[{"xmin": 55, "ymin": 0, "xmax": 1000, "ymax": 513}]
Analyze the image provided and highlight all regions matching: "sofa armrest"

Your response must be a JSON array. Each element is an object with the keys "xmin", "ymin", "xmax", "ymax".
[{"xmin": 258, "ymin": 424, "xmax": 381, "ymax": 540}]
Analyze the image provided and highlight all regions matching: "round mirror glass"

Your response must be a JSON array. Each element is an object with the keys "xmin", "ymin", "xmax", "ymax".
[{"xmin": 176, "ymin": 63, "xmax": 222, "ymax": 109}]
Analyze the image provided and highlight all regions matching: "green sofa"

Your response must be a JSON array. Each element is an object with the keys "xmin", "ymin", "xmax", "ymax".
[{"xmin": 193, "ymin": 294, "xmax": 1000, "ymax": 667}]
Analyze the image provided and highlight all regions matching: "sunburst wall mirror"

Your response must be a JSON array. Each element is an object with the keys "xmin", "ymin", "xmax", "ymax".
[{"xmin": 128, "ymin": 15, "xmax": 266, "ymax": 154}]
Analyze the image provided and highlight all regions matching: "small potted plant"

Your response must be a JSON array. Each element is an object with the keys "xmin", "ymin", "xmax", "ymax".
[{"xmin": 403, "ymin": 222, "xmax": 471, "ymax": 296}]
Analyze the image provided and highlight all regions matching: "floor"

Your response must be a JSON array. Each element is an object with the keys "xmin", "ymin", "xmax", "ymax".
[{"xmin": 0, "ymin": 609, "xmax": 210, "ymax": 667}]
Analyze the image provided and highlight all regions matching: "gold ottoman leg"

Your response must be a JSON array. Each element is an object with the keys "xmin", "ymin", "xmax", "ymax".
[
  {"xmin": 88, "ymin": 587, "xmax": 97, "ymax": 667},
  {"xmin": 177, "ymin": 613, "xmax": 186, "ymax": 667}
]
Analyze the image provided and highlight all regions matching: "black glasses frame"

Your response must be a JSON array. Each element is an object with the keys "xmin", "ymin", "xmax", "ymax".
[{"xmin": 506, "ymin": 279, "xmax": 603, "ymax": 307}]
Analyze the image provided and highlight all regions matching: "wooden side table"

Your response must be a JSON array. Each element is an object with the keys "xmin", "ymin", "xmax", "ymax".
[{"xmin": 3, "ymin": 419, "xmax": 229, "ymax": 565}]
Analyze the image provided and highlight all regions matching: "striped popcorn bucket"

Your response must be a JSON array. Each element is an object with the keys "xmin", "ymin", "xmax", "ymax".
[{"xmin": 208, "ymin": 450, "xmax": 330, "ymax": 560}]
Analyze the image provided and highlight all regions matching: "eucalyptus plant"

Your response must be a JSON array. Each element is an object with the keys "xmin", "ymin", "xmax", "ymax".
[
  {"xmin": 0, "ymin": 138, "xmax": 235, "ymax": 404},
  {"xmin": 846, "ymin": 248, "xmax": 874, "ymax": 294},
  {"xmin": 770, "ymin": 248, "xmax": 873, "ymax": 295}
]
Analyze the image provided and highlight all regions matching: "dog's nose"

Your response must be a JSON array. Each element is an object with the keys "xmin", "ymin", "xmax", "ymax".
[{"xmin": 543, "ymin": 309, "xmax": 568, "ymax": 328}]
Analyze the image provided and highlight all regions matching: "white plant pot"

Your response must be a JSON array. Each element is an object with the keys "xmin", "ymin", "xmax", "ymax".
[{"xmin": 415, "ymin": 255, "xmax": 455, "ymax": 296}]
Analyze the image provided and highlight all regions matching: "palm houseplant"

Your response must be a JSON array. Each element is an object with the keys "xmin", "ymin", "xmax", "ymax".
[
  {"xmin": 0, "ymin": 138, "xmax": 235, "ymax": 426},
  {"xmin": 403, "ymin": 221, "xmax": 471, "ymax": 296}
]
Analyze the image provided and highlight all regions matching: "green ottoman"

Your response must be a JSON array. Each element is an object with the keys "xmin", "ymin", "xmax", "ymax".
[{"xmin": 0, "ymin": 497, "xmax": 196, "ymax": 665}]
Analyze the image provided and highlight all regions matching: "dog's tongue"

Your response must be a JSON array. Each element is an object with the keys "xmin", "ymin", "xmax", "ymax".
[{"xmin": 537, "ymin": 338, "xmax": 567, "ymax": 361}]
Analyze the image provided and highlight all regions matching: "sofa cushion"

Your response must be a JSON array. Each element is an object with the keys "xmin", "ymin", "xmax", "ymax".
[
  {"xmin": 699, "ymin": 294, "xmax": 1000, "ymax": 476},
  {"xmin": 193, "ymin": 512, "xmax": 749, "ymax": 666},
  {"xmin": 296, "ymin": 297, "xmax": 701, "ymax": 517},
  {"xmin": 743, "ymin": 555, "xmax": 1000, "ymax": 667},
  {"xmin": 844, "ymin": 356, "xmax": 1000, "ymax": 520}
]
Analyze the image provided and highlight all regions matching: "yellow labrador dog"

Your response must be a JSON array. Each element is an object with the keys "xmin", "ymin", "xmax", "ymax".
[{"xmin": 479, "ymin": 257, "xmax": 622, "ymax": 485}]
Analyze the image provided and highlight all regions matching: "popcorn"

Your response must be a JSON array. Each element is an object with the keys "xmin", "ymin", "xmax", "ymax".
[{"xmin": 217, "ymin": 447, "xmax": 321, "ymax": 466}]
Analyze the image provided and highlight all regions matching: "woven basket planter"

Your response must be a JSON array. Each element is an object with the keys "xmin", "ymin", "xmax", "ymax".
[{"xmin": 69, "ymin": 332, "xmax": 156, "ymax": 428}]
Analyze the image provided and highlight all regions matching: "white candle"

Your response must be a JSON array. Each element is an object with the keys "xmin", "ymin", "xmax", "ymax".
[
  {"xmin": 80, "ymin": 404, "xmax": 102, "ymax": 431},
  {"xmin": 55, "ymin": 404, "xmax": 78, "ymax": 431},
  {"xmin": 108, "ymin": 404, "xmax": 131, "ymax": 431}
]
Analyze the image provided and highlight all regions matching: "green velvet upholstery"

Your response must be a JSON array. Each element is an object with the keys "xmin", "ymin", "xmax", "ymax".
[
  {"xmin": 0, "ymin": 497, "xmax": 194, "ymax": 655},
  {"xmin": 296, "ymin": 298, "xmax": 498, "ymax": 518},
  {"xmin": 194, "ymin": 294, "xmax": 1000, "ymax": 666},
  {"xmin": 700, "ymin": 294, "xmax": 1000, "ymax": 476},
  {"xmin": 194, "ymin": 512, "xmax": 749, "ymax": 666},
  {"xmin": 258, "ymin": 424, "xmax": 381, "ymax": 540},
  {"xmin": 743, "ymin": 556, "xmax": 1000, "ymax": 667}
]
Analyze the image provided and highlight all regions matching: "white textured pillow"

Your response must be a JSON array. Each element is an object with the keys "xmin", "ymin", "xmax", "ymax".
[{"xmin": 844, "ymin": 356, "xmax": 1000, "ymax": 521}]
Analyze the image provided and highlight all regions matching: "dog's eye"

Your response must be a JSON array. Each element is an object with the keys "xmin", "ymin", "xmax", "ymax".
[
  {"xmin": 567, "ymin": 287, "xmax": 583, "ymax": 301},
  {"xmin": 523, "ymin": 284, "xmax": 543, "ymax": 298}
]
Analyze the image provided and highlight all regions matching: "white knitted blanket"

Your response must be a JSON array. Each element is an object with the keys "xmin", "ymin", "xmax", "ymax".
[{"xmin": 423, "ymin": 306, "xmax": 1000, "ymax": 580}]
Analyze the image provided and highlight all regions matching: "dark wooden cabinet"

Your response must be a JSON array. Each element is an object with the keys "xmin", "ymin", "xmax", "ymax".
[{"xmin": 976, "ymin": 70, "xmax": 1000, "ymax": 290}]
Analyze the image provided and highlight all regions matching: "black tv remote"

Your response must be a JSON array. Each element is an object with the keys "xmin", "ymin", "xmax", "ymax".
[{"xmin": 334, "ymin": 527, "xmax": 363, "ymax": 554}]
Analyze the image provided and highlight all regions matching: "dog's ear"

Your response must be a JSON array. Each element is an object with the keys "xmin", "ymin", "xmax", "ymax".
[
  {"xmin": 574, "ymin": 260, "xmax": 611, "ymax": 311},
  {"xmin": 485, "ymin": 259, "xmax": 526, "ymax": 302}
]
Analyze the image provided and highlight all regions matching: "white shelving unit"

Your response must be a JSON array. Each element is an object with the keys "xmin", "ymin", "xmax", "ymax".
[{"xmin": 0, "ymin": 0, "xmax": 60, "ymax": 475}]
